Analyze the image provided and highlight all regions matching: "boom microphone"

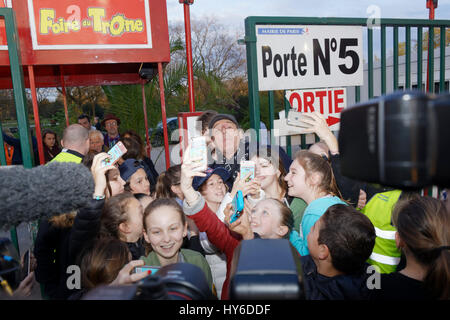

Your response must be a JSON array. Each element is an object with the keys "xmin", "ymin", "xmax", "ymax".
[{"xmin": 0, "ymin": 162, "xmax": 94, "ymax": 229}]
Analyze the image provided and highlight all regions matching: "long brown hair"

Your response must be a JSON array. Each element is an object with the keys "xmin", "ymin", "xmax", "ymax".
[
  {"xmin": 251, "ymin": 145, "xmax": 288, "ymax": 197},
  {"xmin": 100, "ymin": 192, "xmax": 137, "ymax": 240},
  {"xmin": 392, "ymin": 196, "xmax": 450, "ymax": 300},
  {"xmin": 155, "ymin": 164, "xmax": 181, "ymax": 198},
  {"xmin": 294, "ymin": 150, "xmax": 342, "ymax": 199},
  {"xmin": 79, "ymin": 237, "xmax": 130, "ymax": 289}
]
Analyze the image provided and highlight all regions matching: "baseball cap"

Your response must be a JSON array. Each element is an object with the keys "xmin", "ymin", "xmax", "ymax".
[
  {"xmin": 119, "ymin": 159, "xmax": 144, "ymax": 182},
  {"xmin": 192, "ymin": 167, "xmax": 230, "ymax": 191},
  {"xmin": 208, "ymin": 114, "xmax": 239, "ymax": 130}
]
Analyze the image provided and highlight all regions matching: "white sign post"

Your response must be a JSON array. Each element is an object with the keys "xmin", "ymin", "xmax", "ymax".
[{"xmin": 256, "ymin": 25, "xmax": 363, "ymax": 91}]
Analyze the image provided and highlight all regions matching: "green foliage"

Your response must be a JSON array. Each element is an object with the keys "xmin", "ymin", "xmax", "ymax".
[{"xmin": 237, "ymin": 91, "xmax": 286, "ymax": 131}]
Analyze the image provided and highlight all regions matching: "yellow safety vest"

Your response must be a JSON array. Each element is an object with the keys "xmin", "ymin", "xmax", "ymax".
[
  {"xmin": 49, "ymin": 150, "xmax": 82, "ymax": 164},
  {"xmin": 362, "ymin": 189, "xmax": 402, "ymax": 274}
]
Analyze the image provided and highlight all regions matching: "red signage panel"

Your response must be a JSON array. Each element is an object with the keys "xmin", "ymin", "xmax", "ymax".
[
  {"xmin": 0, "ymin": 1, "xmax": 12, "ymax": 48},
  {"xmin": 0, "ymin": 0, "xmax": 170, "ymax": 66},
  {"xmin": 28, "ymin": 0, "xmax": 152, "ymax": 49}
]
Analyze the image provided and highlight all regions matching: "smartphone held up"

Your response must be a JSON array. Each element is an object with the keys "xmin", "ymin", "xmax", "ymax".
[
  {"xmin": 101, "ymin": 141, "xmax": 127, "ymax": 168},
  {"xmin": 190, "ymin": 136, "xmax": 208, "ymax": 172},
  {"xmin": 240, "ymin": 161, "xmax": 255, "ymax": 183},
  {"xmin": 229, "ymin": 190, "xmax": 244, "ymax": 224}
]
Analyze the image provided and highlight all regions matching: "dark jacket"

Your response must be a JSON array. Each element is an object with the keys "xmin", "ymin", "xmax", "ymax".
[
  {"xmin": 300, "ymin": 255, "xmax": 371, "ymax": 300},
  {"xmin": 43, "ymin": 144, "xmax": 62, "ymax": 164},
  {"xmin": 2, "ymin": 131, "xmax": 38, "ymax": 166},
  {"xmin": 127, "ymin": 238, "xmax": 146, "ymax": 261},
  {"xmin": 34, "ymin": 199, "xmax": 104, "ymax": 300},
  {"xmin": 141, "ymin": 157, "xmax": 159, "ymax": 193}
]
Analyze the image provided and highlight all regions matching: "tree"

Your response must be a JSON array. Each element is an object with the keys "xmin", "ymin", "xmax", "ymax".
[
  {"xmin": 170, "ymin": 17, "xmax": 246, "ymax": 81},
  {"xmin": 398, "ymin": 28, "xmax": 450, "ymax": 56},
  {"xmin": 102, "ymin": 18, "xmax": 246, "ymax": 142},
  {"xmin": 55, "ymin": 86, "xmax": 108, "ymax": 117}
]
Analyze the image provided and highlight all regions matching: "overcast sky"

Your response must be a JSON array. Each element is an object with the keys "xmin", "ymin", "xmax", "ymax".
[{"xmin": 166, "ymin": 0, "xmax": 450, "ymax": 34}]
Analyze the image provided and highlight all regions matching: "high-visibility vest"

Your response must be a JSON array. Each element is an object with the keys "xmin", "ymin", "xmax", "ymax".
[
  {"xmin": 362, "ymin": 189, "xmax": 402, "ymax": 274},
  {"xmin": 3, "ymin": 143, "xmax": 14, "ymax": 165},
  {"xmin": 49, "ymin": 149, "xmax": 82, "ymax": 164}
]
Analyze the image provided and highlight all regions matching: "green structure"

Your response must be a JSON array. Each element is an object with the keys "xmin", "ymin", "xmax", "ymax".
[{"xmin": 244, "ymin": 16, "xmax": 450, "ymax": 154}]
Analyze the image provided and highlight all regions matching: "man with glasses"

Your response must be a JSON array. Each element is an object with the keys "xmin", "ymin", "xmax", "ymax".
[
  {"xmin": 101, "ymin": 114, "xmax": 121, "ymax": 150},
  {"xmin": 207, "ymin": 114, "xmax": 292, "ymax": 187}
]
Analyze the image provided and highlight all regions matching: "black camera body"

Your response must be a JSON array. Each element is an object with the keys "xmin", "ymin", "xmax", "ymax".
[
  {"xmin": 82, "ymin": 262, "xmax": 216, "ymax": 300},
  {"xmin": 229, "ymin": 239, "xmax": 304, "ymax": 300},
  {"xmin": 339, "ymin": 90, "xmax": 449, "ymax": 189}
]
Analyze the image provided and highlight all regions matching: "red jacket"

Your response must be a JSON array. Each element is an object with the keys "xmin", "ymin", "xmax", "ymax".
[{"xmin": 188, "ymin": 202, "xmax": 241, "ymax": 300}]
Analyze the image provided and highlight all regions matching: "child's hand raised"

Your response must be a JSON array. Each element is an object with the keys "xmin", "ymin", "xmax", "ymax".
[
  {"xmin": 180, "ymin": 144, "xmax": 207, "ymax": 205},
  {"xmin": 223, "ymin": 202, "xmax": 254, "ymax": 240},
  {"xmin": 91, "ymin": 152, "xmax": 117, "ymax": 198},
  {"xmin": 231, "ymin": 172, "xmax": 261, "ymax": 198},
  {"xmin": 300, "ymin": 112, "xmax": 338, "ymax": 154}
]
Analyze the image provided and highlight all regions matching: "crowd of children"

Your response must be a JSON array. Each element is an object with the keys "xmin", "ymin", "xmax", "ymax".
[{"xmin": 1, "ymin": 110, "xmax": 449, "ymax": 301}]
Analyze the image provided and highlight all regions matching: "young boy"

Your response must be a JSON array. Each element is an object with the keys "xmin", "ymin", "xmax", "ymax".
[{"xmin": 301, "ymin": 204, "xmax": 376, "ymax": 300}]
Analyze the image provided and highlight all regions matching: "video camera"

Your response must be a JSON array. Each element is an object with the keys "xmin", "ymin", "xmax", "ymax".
[
  {"xmin": 229, "ymin": 239, "xmax": 305, "ymax": 300},
  {"xmin": 82, "ymin": 239, "xmax": 304, "ymax": 300},
  {"xmin": 82, "ymin": 262, "xmax": 216, "ymax": 300},
  {"xmin": 339, "ymin": 90, "xmax": 450, "ymax": 189}
]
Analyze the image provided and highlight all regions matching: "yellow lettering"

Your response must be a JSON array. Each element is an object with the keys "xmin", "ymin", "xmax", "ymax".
[
  {"xmin": 135, "ymin": 20, "xmax": 143, "ymax": 32},
  {"xmin": 51, "ymin": 22, "xmax": 61, "ymax": 34},
  {"xmin": 125, "ymin": 19, "xmax": 134, "ymax": 32},
  {"xmin": 101, "ymin": 21, "xmax": 110, "ymax": 35},
  {"xmin": 40, "ymin": 9, "xmax": 55, "ymax": 34},
  {"xmin": 71, "ymin": 20, "xmax": 80, "ymax": 31},
  {"xmin": 110, "ymin": 15, "xmax": 124, "ymax": 36},
  {"xmin": 88, "ymin": 8, "xmax": 105, "ymax": 32}
]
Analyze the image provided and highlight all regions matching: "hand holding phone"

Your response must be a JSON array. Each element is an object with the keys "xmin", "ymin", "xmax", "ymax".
[
  {"xmin": 133, "ymin": 266, "xmax": 160, "ymax": 276},
  {"xmin": 229, "ymin": 190, "xmax": 244, "ymax": 224},
  {"xmin": 101, "ymin": 141, "xmax": 127, "ymax": 167},
  {"xmin": 287, "ymin": 111, "xmax": 314, "ymax": 128},
  {"xmin": 21, "ymin": 249, "xmax": 31, "ymax": 279},
  {"xmin": 240, "ymin": 160, "xmax": 255, "ymax": 183},
  {"xmin": 190, "ymin": 136, "xmax": 208, "ymax": 172}
]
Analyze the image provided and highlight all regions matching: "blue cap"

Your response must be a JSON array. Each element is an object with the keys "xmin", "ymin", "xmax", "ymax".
[
  {"xmin": 192, "ymin": 167, "xmax": 230, "ymax": 191},
  {"xmin": 119, "ymin": 158, "xmax": 144, "ymax": 182}
]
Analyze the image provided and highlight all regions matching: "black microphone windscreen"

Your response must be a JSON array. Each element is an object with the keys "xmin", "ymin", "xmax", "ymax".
[{"xmin": 0, "ymin": 162, "xmax": 94, "ymax": 229}]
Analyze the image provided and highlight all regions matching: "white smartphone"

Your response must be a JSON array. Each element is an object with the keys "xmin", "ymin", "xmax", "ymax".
[
  {"xmin": 240, "ymin": 160, "xmax": 255, "ymax": 182},
  {"xmin": 190, "ymin": 136, "xmax": 208, "ymax": 172},
  {"xmin": 101, "ymin": 141, "xmax": 127, "ymax": 167},
  {"xmin": 287, "ymin": 111, "xmax": 313, "ymax": 128}
]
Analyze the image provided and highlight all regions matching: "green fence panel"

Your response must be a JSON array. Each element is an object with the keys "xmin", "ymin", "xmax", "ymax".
[{"xmin": 0, "ymin": 8, "xmax": 34, "ymax": 255}]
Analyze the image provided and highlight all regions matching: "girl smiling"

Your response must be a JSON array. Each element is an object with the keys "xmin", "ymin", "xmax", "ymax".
[{"xmin": 141, "ymin": 198, "xmax": 214, "ymax": 292}]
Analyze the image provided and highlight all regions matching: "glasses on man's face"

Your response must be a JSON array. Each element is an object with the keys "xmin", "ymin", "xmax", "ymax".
[
  {"xmin": 212, "ymin": 126, "xmax": 237, "ymax": 136},
  {"xmin": 105, "ymin": 122, "xmax": 117, "ymax": 127}
]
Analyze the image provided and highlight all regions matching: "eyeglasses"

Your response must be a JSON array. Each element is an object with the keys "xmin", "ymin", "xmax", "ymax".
[{"xmin": 105, "ymin": 122, "xmax": 118, "ymax": 127}]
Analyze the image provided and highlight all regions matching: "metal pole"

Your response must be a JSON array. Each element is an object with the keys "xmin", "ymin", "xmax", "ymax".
[
  {"xmin": 426, "ymin": 0, "xmax": 437, "ymax": 92},
  {"xmin": 158, "ymin": 62, "xmax": 171, "ymax": 169},
  {"xmin": 142, "ymin": 81, "xmax": 151, "ymax": 159},
  {"xmin": 60, "ymin": 66, "xmax": 70, "ymax": 127},
  {"xmin": 180, "ymin": 0, "xmax": 195, "ymax": 112},
  {"xmin": 28, "ymin": 65, "xmax": 45, "ymax": 165}
]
